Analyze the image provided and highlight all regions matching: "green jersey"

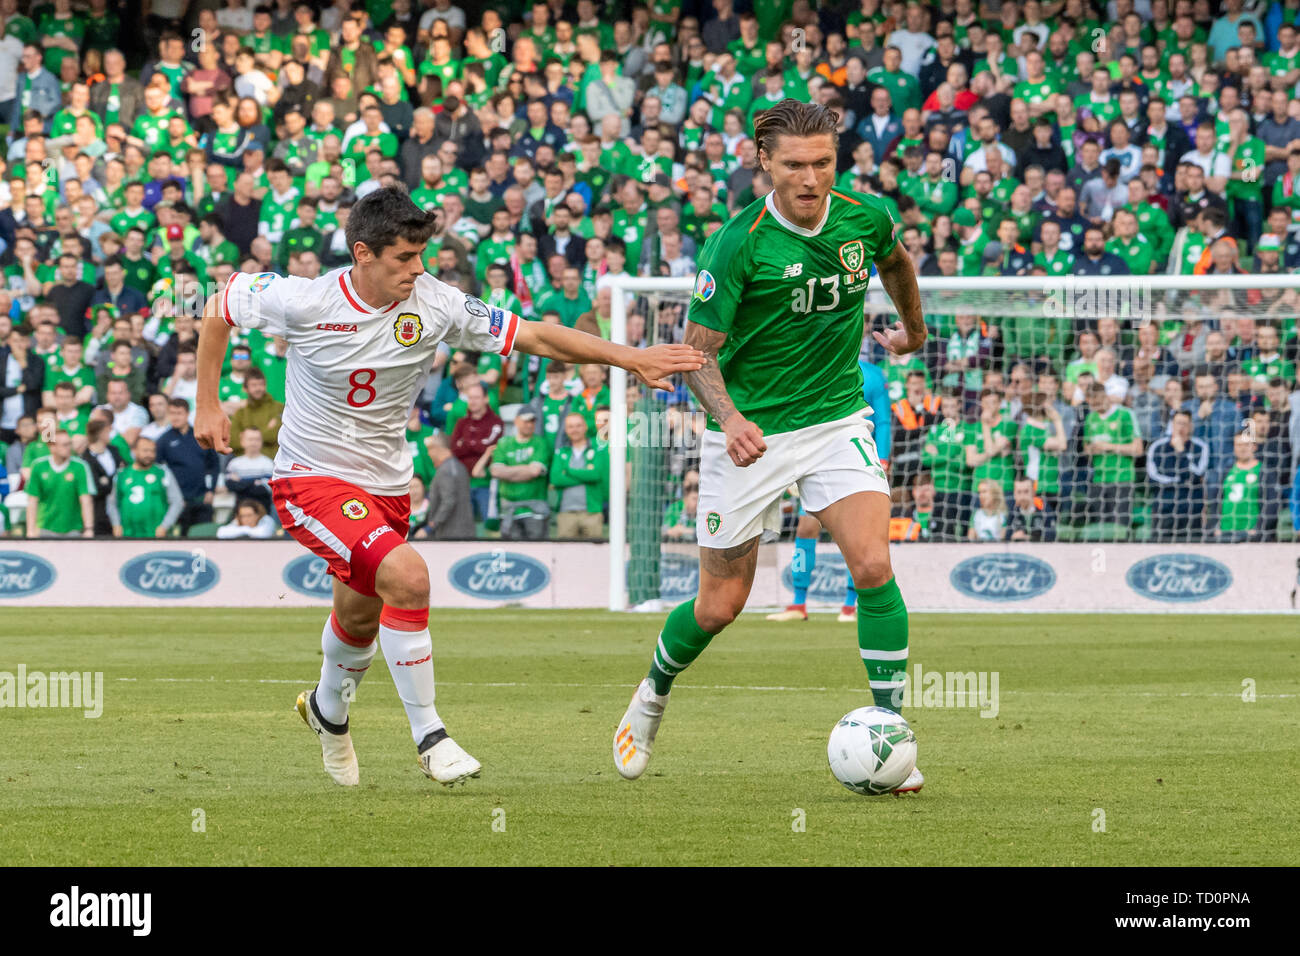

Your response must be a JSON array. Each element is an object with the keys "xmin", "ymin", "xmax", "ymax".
[
  {"xmin": 687, "ymin": 188, "xmax": 897, "ymax": 433},
  {"xmin": 1219, "ymin": 461, "xmax": 1262, "ymax": 532},
  {"xmin": 259, "ymin": 188, "xmax": 300, "ymax": 243},
  {"xmin": 113, "ymin": 464, "xmax": 178, "ymax": 537},
  {"xmin": 1083, "ymin": 405, "xmax": 1139, "ymax": 484},
  {"xmin": 1240, "ymin": 354, "xmax": 1296, "ymax": 386},
  {"xmin": 1018, "ymin": 419, "xmax": 1061, "ymax": 495},
  {"xmin": 46, "ymin": 363, "xmax": 96, "ymax": 401},
  {"xmin": 1106, "ymin": 235, "xmax": 1155, "ymax": 275},
  {"xmin": 921, "ymin": 418, "xmax": 971, "ymax": 493},
  {"xmin": 406, "ymin": 424, "xmax": 436, "ymax": 488},
  {"xmin": 494, "ymin": 434, "xmax": 552, "ymax": 502},
  {"xmin": 1227, "ymin": 137, "xmax": 1266, "ymax": 203},
  {"xmin": 963, "ymin": 418, "xmax": 1017, "ymax": 493},
  {"xmin": 26, "ymin": 456, "xmax": 93, "ymax": 534}
]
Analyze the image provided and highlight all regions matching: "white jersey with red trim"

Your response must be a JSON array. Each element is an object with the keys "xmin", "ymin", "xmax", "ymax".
[{"xmin": 221, "ymin": 267, "xmax": 521, "ymax": 495}]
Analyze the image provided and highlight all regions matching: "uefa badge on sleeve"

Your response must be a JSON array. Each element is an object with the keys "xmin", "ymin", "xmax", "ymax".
[{"xmin": 693, "ymin": 270, "xmax": 715, "ymax": 302}]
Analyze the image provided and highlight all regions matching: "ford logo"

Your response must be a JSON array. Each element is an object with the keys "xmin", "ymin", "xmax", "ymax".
[
  {"xmin": 0, "ymin": 551, "xmax": 56, "ymax": 598},
  {"xmin": 1125, "ymin": 553, "xmax": 1232, "ymax": 603},
  {"xmin": 658, "ymin": 553, "xmax": 699, "ymax": 602},
  {"xmin": 119, "ymin": 550, "xmax": 220, "ymax": 598},
  {"xmin": 447, "ymin": 551, "xmax": 550, "ymax": 600},
  {"xmin": 950, "ymin": 553, "xmax": 1056, "ymax": 602},
  {"xmin": 282, "ymin": 554, "xmax": 334, "ymax": 598},
  {"xmin": 780, "ymin": 551, "xmax": 850, "ymax": 602}
]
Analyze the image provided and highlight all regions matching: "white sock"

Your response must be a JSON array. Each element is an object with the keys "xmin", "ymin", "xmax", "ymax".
[
  {"xmin": 378, "ymin": 613, "xmax": 443, "ymax": 745},
  {"xmin": 316, "ymin": 612, "xmax": 377, "ymax": 726}
]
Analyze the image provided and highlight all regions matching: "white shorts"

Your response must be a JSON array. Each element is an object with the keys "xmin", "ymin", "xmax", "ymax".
[{"xmin": 696, "ymin": 409, "xmax": 889, "ymax": 548}]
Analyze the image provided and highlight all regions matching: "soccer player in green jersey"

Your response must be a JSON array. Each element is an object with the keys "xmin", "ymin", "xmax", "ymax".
[
  {"xmin": 614, "ymin": 100, "xmax": 927, "ymax": 792},
  {"xmin": 108, "ymin": 436, "xmax": 184, "ymax": 538}
]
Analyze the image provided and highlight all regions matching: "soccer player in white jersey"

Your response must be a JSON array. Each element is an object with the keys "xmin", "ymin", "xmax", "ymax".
[{"xmin": 194, "ymin": 187, "xmax": 703, "ymax": 787}]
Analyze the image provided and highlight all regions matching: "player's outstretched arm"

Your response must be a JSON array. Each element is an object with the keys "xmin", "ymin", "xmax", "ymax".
[
  {"xmin": 682, "ymin": 320, "xmax": 767, "ymax": 468},
  {"xmin": 512, "ymin": 320, "xmax": 705, "ymax": 391},
  {"xmin": 194, "ymin": 292, "xmax": 234, "ymax": 454},
  {"xmin": 872, "ymin": 243, "xmax": 927, "ymax": 356}
]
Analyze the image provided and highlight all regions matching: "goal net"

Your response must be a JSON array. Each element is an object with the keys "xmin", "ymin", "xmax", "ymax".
[{"xmin": 606, "ymin": 274, "xmax": 1300, "ymax": 611}]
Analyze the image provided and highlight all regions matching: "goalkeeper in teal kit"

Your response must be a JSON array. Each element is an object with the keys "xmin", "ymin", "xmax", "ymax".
[
  {"xmin": 768, "ymin": 357, "xmax": 892, "ymax": 623},
  {"xmin": 613, "ymin": 100, "xmax": 928, "ymax": 792}
]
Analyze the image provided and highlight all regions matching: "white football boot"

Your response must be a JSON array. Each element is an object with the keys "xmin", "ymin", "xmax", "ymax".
[
  {"xmin": 836, "ymin": 604, "xmax": 857, "ymax": 623},
  {"xmin": 613, "ymin": 678, "xmax": 669, "ymax": 779},
  {"xmin": 891, "ymin": 766, "xmax": 924, "ymax": 794},
  {"xmin": 765, "ymin": 605, "xmax": 808, "ymax": 622},
  {"xmin": 296, "ymin": 688, "xmax": 359, "ymax": 786},
  {"xmin": 417, "ymin": 729, "xmax": 482, "ymax": 787}
]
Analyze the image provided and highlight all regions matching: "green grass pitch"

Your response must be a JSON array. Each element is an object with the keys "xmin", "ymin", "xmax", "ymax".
[{"xmin": 2, "ymin": 608, "xmax": 1297, "ymax": 866}]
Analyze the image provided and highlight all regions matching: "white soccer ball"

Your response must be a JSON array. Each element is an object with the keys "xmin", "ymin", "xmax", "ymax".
[{"xmin": 827, "ymin": 706, "xmax": 917, "ymax": 795}]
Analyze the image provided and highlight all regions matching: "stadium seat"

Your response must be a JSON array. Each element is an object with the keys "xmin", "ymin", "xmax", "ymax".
[
  {"xmin": 1078, "ymin": 523, "xmax": 1132, "ymax": 542},
  {"xmin": 186, "ymin": 522, "xmax": 220, "ymax": 538}
]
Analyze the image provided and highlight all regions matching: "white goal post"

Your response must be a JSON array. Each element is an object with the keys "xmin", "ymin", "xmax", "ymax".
[{"xmin": 606, "ymin": 273, "xmax": 1300, "ymax": 611}]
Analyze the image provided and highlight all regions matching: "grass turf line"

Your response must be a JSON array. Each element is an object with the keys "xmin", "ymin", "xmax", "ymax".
[{"xmin": 1, "ymin": 609, "xmax": 1296, "ymax": 866}]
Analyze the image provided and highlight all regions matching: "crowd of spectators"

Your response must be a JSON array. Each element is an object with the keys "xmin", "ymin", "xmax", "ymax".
[{"xmin": 0, "ymin": 0, "xmax": 1297, "ymax": 542}]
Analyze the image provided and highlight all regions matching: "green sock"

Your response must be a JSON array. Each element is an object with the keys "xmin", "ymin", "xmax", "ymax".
[
  {"xmin": 647, "ymin": 599, "xmax": 716, "ymax": 695},
  {"xmin": 856, "ymin": 577, "xmax": 909, "ymax": 711}
]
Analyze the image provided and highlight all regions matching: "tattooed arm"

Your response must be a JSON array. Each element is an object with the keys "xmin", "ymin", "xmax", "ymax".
[
  {"xmin": 683, "ymin": 320, "xmax": 768, "ymax": 467},
  {"xmin": 871, "ymin": 241, "xmax": 927, "ymax": 356}
]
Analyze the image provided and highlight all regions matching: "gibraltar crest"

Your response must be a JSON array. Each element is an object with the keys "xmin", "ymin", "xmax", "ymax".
[
  {"xmin": 394, "ymin": 312, "xmax": 423, "ymax": 347},
  {"xmin": 341, "ymin": 498, "xmax": 369, "ymax": 520},
  {"xmin": 838, "ymin": 240, "xmax": 865, "ymax": 272}
]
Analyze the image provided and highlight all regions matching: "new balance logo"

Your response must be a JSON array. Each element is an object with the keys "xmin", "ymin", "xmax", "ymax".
[{"xmin": 783, "ymin": 263, "xmax": 803, "ymax": 278}]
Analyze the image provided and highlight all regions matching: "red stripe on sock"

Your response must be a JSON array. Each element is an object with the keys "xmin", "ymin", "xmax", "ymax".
[
  {"xmin": 329, "ymin": 610, "xmax": 376, "ymax": 647},
  {"xmin": 380, "ymin": 605, "xmax": 429, "ymax": 631}
]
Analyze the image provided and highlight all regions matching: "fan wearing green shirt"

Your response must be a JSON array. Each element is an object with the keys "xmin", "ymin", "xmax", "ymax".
[
  {"xmin": 130, "ymin": 85, "xmax": 177, "ymax": 152},
  {"xmin": 25, "ymin": 430, "xmax": 95, "ymax": 538},
  {"xmin": 1217, "ymin": 433, "xmax": 1265, "ymax": 541},
  {"xmin": 44, "ymin": 337, "xmax": 98, "ymax": 410},
  {"xmin": 110, "ymin": 182, "xmax": 156, "ymax": 237},
  {"xmin": 280, "ymin": 197, "xmax": 325, "ymax": 268},
  {"xmin": 37, "ymin": 0, "xmax": 85, "ymax": 76},
  {"xmin": 1225, "ymin": 108, "xmax": 1265, "ymax": 253},
  {"xmin": 1105, "ymin": 208, "xmax": 1156, "ymax": 275},
  {"xmin": 868, "ymin": 47, "xmax": 920, "ymax": 112},
  {"xmin": 344, "ymin": 105, "xmax": 400, "ymax": 162},
  {"xmin": 534, "ymin": 266, "xmax": 593, "ymax": 330},
  {"xmin": 488, "ymin": 409, "xmax": 553, "ymax": 540},
  {"xmin": 259, "ymin": 160, "xmax": 301, "ymax": 249},
  {"xmin": 108, "ymin": 435, "xmax": 184, "ymax": 538},
  {"xmin": 1081, "ymin": 382, "xmax": 1143, "ymax": 528},
  {"xmin": 964, "ymin": 388, "xmax": 1017, "ymax": 497}
]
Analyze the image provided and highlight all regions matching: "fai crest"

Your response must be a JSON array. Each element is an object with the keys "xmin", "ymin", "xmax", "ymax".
[
  {"xmin": 706, "ymin": 511, "xmax": 722, "ymax": 535},
  {"xmin": 394, "ymin": 312, "xmax": 423, "ymax": 347},
  {"xmin": 838, "ymin": 240, "xmax": 865, "ymax": 272},
  {"xmin": 693, "ymin": 269, "xmax": 715, "ymax": 302},
  {"xmin": 341, "ymin": 498, "xmax": 369, "ymax": 520}
]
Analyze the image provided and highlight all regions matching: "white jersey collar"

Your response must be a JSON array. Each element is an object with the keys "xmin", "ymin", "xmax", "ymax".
[{"xmin": 765, "ymin": 190, "xmax": 832, "ymax": 237}]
